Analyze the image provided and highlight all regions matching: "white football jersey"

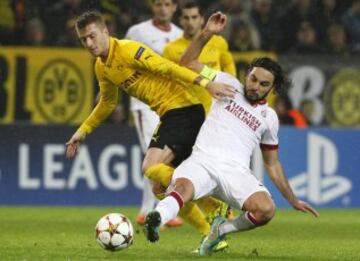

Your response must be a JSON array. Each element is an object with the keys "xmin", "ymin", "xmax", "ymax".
[
  {"xmin": 125, "ymin": 20, "xmax": 183, "ymax": 110},
  {"xmin": 193, "ymin": 71, "xmax": 279, "ymax": 169}
]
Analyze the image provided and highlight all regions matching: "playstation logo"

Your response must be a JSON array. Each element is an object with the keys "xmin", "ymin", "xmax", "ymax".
[{"xmin": 290, "ymin": 132, "xmax": 352, "ymax": 205}]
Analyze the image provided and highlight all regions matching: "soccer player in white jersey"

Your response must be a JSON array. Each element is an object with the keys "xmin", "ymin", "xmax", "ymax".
[
  {"xmin": 125, "ymin": 0, "xmax": 183, "ymax": 227},
  {"xmin": 144, "ymin": 12, "xmax": 319, "ymax": 255}
]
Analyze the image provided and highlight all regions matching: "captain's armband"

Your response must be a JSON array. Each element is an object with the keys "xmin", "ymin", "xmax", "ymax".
[
  {"xmin": 194, "ymin": 76, "xmax": 210, "ymax": 88},
  {"xmin": 200, "ymin": 65, "xmax": 217, "ymax": 81}
]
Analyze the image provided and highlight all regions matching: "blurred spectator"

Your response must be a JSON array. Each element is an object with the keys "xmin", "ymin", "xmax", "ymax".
[
  {"xmin": 324, "ymin": 24, "xmax": 351, "ymax": 55},
  {"xmin": 95, "ymin": 0, "xmax": 134, "ymax": 38},
  {"xmin": 24, "ymin": 17, "xmax": 46, "ymax": 46},
  {"xmin": 313, "ymin": 0, "xmax": 343, "ymax": 44},
  {"xmin": 250, "ymin": 0, "xmax": 279, "ymax": 51},
  {"xmin": 207, "ymin": 0, "xmax": 255, "ymax": 41},
  {"xmin": 229, "ymin": 19, "xmax": 259, "ymax": 51},
  {"xmin": 43, "ymin": 0, "xmax": 88, "ymax": 46},
  {"xmin": 277, "ymin": 0, "xmax": 317, "ymax": 52},
  {"xmin": 291, "ymin": 21, "xmax": 322, "ymax": 54},
  {"xmin": 299, "ymin": 99, "xmax": 315, "ymax": 126},
  {"xmin": 274, "ymin": 93, "xmax": 308, "ymax": 127},
  {"xmin": 342, "ymin": 0, "xmax": 360, "ymax": 52},
  {"xmin": 0, "ymin": 0, "xmax": 25, "ymax": 45}
]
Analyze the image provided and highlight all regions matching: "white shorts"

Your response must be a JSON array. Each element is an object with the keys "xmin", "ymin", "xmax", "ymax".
[
  {"xmin": 171, "ymin": 154, "xmax": 271, "ymax": 210},
  {"xmin": 132, "ymin": 107, "xmax": 159, "ymax": 152}
]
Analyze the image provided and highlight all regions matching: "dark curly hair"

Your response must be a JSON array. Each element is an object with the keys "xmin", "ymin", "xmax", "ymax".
[{"xmin": 248, "ymin": 57, "xmax": 290, "ymax": 94}]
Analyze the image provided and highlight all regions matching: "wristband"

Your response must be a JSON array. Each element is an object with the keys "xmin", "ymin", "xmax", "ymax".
[
  {"xmin": 199, "ymin": 77, "xmax": 210, "ymax": 88},
  {"xmin": 200, "ymin": 65, "xmax": 217, "ymax": 81}
]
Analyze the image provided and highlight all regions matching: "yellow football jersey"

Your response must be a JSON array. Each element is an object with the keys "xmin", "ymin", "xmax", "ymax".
[
  {"xmin": 163, "ymin": 35, "xmax": 236, "ymax": 112},
  {"xmin": 78, "ymin": 37, "xmax": 204, "ymax": 134}
]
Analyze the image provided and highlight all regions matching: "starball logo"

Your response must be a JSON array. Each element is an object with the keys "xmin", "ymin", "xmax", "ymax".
[{"xmin": 290, "ymin": 132, "xmax": 352, "ymax": 205}]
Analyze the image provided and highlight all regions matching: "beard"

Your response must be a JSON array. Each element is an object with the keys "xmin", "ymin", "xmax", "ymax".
[{"xmin": 244, "ymin": 87, "xmax": 271, "ymax": 103}]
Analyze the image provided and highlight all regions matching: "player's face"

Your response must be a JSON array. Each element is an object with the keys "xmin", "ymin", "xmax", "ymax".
[
  {"xmin": 244, "ymin": 67, "xmax": 274, "ymax": 102},
  {"xmin": 180, "ymin": 7, "xmax": 204, "ymax": 38},
  {"xmin": 77, "ymin": 23, "xmax": 109, "ymax": 57},
  {"xmin": 152, "ymin": 0, "xmax": 177, "ymax": 23}
]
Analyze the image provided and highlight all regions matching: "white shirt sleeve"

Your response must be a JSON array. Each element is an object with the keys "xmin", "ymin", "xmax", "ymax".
[{"xmin": 260, "ymin": 110, "xmax": 279, "ymax": 149}]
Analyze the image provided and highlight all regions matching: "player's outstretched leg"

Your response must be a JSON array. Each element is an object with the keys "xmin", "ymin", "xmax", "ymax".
[
  {"xmin": 144, "ymin": 211, "xmax": 161, "ymax": 243},
  {"xmin": 199, "ymin": 216, "xmax": 226, "ymax": 256}
]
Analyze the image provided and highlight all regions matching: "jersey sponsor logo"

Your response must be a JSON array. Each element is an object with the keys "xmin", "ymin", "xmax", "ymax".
[
  {"xmin": 34, "ymin": 59, "xmax": 86, "ymax": 123},
  {"xmin": 290, "ymin": 132, "xmax": 352, "ymax": 205},
  {"xmin": 224, "ymin": 100, "xmax": 261, "ymax": 131},
  {"xmin": 134, "ymin": 47, "xmax": 145, "ymax": 60},
  {"xmin": 120, "ymin": 71, "xmax": 142, "ymax": 89}
]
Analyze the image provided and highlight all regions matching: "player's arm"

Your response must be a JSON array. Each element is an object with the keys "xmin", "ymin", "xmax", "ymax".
[
  {"xmin": 129, "ymin": 40, "xmax": 235, "ymax": 99},
  {"xmin": 261, "ymin": 148, "xmax": 319, "ymax": 218},
  {"xmin": 218, "ymin": 38, "xmax": 236, "ymax": 76},
  {"xmin": 131, "ymin": 41, "xmax": 207, "ymax": 86},
  {"xmin": 66, "ymin": 68, "xmax": 118, "ymax": 158},
  {"xmin": 180, "ymin": 12, "xmax": 227, "ymax": 73}
]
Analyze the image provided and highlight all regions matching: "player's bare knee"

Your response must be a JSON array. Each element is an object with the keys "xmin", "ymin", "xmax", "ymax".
[
  {"xmin": 173, "ymin": 178, "xmax": 194, "ymax": 203},
  {"xmin": 142, "ymin": 161, "xmax": 152, "ymax": 173},
  {"xmin": 255, "ymin": 202, "xmax": 276, "ymax": 225}
]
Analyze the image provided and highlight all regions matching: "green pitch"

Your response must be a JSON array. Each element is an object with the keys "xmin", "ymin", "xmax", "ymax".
[{"xmin": 0, "ymin": 207, "xmax": 359, "ymax": 260}]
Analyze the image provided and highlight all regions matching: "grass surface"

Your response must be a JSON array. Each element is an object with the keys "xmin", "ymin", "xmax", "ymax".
[{"xmin": 0, "ymin": 207, "xmax": 359, "ymax": 260}]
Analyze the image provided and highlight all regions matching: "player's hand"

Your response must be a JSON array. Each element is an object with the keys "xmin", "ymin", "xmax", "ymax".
[
  {"xmin": 204, "ymin": 11, "xmax": 227, "ymax": 34},
  {"xmin": 292, "ymin": 200, "xmax": 319, "ymax": 218},
  {"xmin": 206, "ymin": 82, "xmax": 236, "ymax": 100},
  {"xmin": 66, "ymin": 131, "xmax": 86, "ymax": 158}
]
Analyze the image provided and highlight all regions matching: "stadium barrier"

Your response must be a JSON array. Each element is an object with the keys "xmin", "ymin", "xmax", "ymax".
[{"xmin": 0, "ymin": 124, "xmax": 358, "ymax": 207}]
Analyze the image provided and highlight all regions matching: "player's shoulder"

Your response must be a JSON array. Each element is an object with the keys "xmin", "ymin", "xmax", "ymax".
[
  {"xmin": 114, "ymin": 39, "xmax": 153, "ymax": 63},
  {"xmin": 170, "ymin": 23, "xmax": 183, "ymax": 34},
  {"xmin": 127, "ymin": 20, "xmax": 152, "ymax": 32},
  {"xmin": 210, "ymin": 35, "xmax": 229, "ymax": 48},
  {"xmin": 166, "ymin": 35, "xmax": 186, "ymax": 48},
  {"xmin": 125, "ymin": 20, "xmax": 152, "ymax": 38},
  {"xmin": 117, "ymin": 38, "xmax": 147, "ymax": 51},
  {"xmin": 214, "ymin": 71, "xmax": 242, "ymax": 90},
  {"xmin": 264, "ymin": 106, "xmax": 279, "ymax": 125}
]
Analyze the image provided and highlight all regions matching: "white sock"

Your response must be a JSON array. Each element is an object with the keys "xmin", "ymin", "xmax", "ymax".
[
  {"xmin": 139, "ymin": 178, "xmax": 157, "ymax": 215},
  {"xmin": 219, "ymin": 211, "xmax": 257, "ymax": 236},
  {"xmin": 155, "ymin": 192, "xmax": 183, "ymax": 226}
]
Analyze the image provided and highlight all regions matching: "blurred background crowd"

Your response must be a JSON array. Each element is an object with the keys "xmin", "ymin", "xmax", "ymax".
[
  {"xmin": 1, "ymin": 0, "xmax": 360, "ymax": 54},
  {"xmin": 1, "ymin": 0, "xmax": 359, "ymax": 128}
]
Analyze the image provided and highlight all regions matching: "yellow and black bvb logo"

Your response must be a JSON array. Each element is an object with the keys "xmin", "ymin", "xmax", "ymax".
[
  {"xmin": 324, "ymin": 69, "xmax": 360, "ymax": 127},
  {"xmin": 35, "ymin": 59, "xmax": 86, "ymax": 123}
]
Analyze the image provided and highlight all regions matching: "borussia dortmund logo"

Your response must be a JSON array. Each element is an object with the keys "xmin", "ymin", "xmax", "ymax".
[
  {"xmin": 34, "ymin": 59, "xmax": 86, "ymax": 123},
  {"xmin": 324, "ymin": 69, "xmax": 360, "ymax": 127}
]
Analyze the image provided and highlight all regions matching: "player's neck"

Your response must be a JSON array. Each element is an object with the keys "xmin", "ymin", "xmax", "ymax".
[
  {"xmin": 152, "ymin": 19, "xmax": 171, "ymax": 32},
  {"xmin": 100, "ymin": 37, "xmax": 110, "ymax": 62}
]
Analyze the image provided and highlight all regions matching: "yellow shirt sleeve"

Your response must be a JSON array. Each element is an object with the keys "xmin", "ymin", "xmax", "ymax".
[
  {"xmin": 218, "ymin": 37, "xmax": 237, "ymax": 77},
  {"xmin": 77, "ymin": 61, "xmax": 119, "ymax": 135},
  {"xmin": 127, "ymin": 41, "xmax": 206, "ymax": 87}
]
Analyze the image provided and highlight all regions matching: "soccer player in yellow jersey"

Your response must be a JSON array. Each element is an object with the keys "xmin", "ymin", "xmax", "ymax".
[
  {"xmin": 65, "ymin": 10, "xmax": 235, "ymax": 242},
  {"xmin": 163, "ymin": 0, "xmax": 236, "ymax": 113}
]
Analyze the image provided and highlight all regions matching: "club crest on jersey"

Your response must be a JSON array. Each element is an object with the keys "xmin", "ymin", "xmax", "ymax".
[{"xmin": 134, "ymin": 47, "xmax": 145, "ymax": 60}]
